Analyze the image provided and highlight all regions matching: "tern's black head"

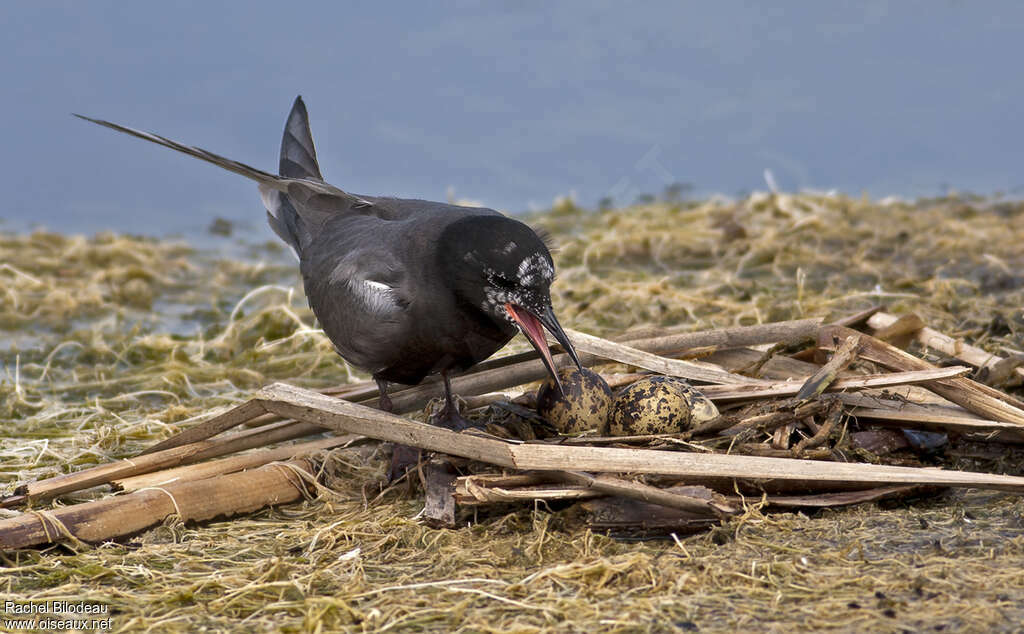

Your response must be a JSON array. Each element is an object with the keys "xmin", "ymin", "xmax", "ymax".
[
  {"xmin": 439, "ymin": 216, "xmax": 554, "ymax": 324},
  {"xmin": 439, "ymin": 215, "xmax": 582, "ymax": 391}
]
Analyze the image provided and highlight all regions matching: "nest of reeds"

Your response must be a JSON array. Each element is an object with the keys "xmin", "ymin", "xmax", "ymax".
[{"xmin": 2, "ymin": 192, "xmax": 1023, "ymax": 632}]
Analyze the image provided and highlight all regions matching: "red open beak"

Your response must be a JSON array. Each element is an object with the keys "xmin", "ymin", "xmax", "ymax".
[{"xmin": 505, "ymin": 303, "xmax": 582, "ymax": 395}]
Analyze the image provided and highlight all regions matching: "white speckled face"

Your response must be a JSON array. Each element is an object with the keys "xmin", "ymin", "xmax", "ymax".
[
  {"xmin": 478, "ymin": 253, "xmax": 554, "ymax": 323},
  {"xmin": 516, "ymin": 253, "xmax": 554, "ymax": 288},
  {"xmin": 481, "ymin": 285, "xmax": 517, "ymax": 323}
]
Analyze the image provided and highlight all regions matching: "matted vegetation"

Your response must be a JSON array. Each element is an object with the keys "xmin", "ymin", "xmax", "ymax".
[{"xmin": 2, "ymin": 192, "xmax": 1023, "ymax": 632}]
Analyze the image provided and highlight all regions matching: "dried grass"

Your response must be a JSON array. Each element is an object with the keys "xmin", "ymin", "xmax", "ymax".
[{"xmin": 2, "ymin": 192, "xmax": 1023, "ymax": 632}]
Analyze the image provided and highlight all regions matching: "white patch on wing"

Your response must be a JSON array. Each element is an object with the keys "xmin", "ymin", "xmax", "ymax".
[
  {"xmin": 351, "ymin": 278, "xmax": 402, "ymax": 314},
  {"xmin": 348, "ymin": 280, "xmax": 399, "ymax": 315},
  {"xmin": 330, "ymin": 259, "xmax": 404, "ymax": 314}
]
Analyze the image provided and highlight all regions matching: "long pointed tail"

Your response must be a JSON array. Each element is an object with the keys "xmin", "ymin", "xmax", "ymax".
[
  {"xmin": 75, "ymin": 102, "xmax": 365, "ymax": 257},
  {"xmin": 73, "ymin": 113, "xmax": 289, "ymax": 192}
]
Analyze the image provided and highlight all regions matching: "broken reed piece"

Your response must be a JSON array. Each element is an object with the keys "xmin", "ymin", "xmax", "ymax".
[
  {"xmin": 715, "ymin": 399, "xmax": 833, "ymax": 439},
  {"xmin": 735, "ymin": 336, "xmax": 814, "ymax": 378},
  {"xmin": 454, "ymin": 477, "xmax": 733, "ymax": 518},
  {"xmin": 582, "ymin": 499, "xmax": 720, "ymax": 534},
  {"xmin": 819, "ymin": 325, "xmax": 1024, "ymax": 426},
  {"xmin": 982, "ymin": 353, "xmax": 1024, "ymax": 390},
  {"xmin": 115, "ymin": 435, "xmax": 362, "ymax": 492},
  {"xmin": 617, "ymin": 317, "xmax": 823, "ymax": 358},
  {"xmin": 0, "ymin": 458, "xmax": 316, "ymax": 550},
  {"xmin": 837, "ymin": 392, "xmax": 1024, "ymax": 442},
  {"xmin": 577, "ymin": 483, "xmax": 929, "ymax": 534},
  {"xmin": 582, "ymin": 485, "xmax": 932, "ymax": 534},
  {"xmin": 869, "ymin": 312, "xmax": 927, "ymax": 344},
  {"xmin": 698, "ymin": 366, "xmax": 969, "ymax": 404},
  {"xmin": 2, "ymin": 415, "xmax": 322, "ymax": 509},
  {"xmin": 557, "ymin": 327, "xmax": 770, "ymax": 385},
  {"xmin": 456, "ymin": 483, "xmax": 598, "ymax": 505},
  {"xmin": 791, "ymin": 405, "xmax": 842, "ymax": 455},
  {"xmin": 867, "ymin": 311, "xmax": 1024, "ymax": 386},
  {"xmin": 826, "ymin": 304, "xmax": 885, "ymax": 328},
  {"xmin": 743, "ymin": 485, "xmax": 939, "ymax": 509},
  {"xmin": 772, "ymin": 423, "xmax": 795, "ymax": 449},
  {"xmin": 795, "ymin": 334, "xmax": 862, "ymax": 401},
  {"xmin": 731, "ymin": 445, "xmax": 833, "ymax": 459},
  {"xmin": 543, "ymin": 432, "xmax": 715, "ymax": 447},
  {"xmin": 702, "ymin": 347, "xmax": 824, "ymax": 381},
  {"xmin": 454, "ymin": 473, "xmax": 600, "ymax": 505},
  {"xmin": 143, "ymin": 399, "xmax": 278, "ymax": 454},
  {"xmin": 551, "ymin": 471, "xmax": 737, "ymax": 517},
  {"xmin": 257, "ymin": 383, "xmax": 1024, "ymax": 492},
  {"xmin": 420, "ymin": 460, "xmax": 459, "ymax": 527}
]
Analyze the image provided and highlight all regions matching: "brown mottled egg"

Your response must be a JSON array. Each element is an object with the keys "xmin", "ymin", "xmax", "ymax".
[
  {"xmin": 604, "ymin": 376, "xmax": 719, "ymax": 436},
  {"xmin": 536, "ymin": 367, "xmax": 614, "ymax": 435}
]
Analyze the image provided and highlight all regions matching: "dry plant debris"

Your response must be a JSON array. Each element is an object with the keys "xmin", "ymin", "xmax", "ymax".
[{"xmin": 2, "ymin": 192, "xmax": 1024, "ymax": 632}]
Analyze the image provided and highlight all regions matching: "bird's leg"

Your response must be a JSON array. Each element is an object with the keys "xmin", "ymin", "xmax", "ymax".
[
  {"xmin": 376, "ymin": 375, "xmax": 420, "ymax": 482},
  {"xmin": 375, "ymin": 376, "xmax": 393, "ymax": 412},
  {"xmin": 430, "ymin": 371, "xmax": 477, "ymax": 432}
]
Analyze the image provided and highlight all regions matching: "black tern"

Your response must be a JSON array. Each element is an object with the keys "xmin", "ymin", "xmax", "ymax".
[{"xmin": 76, "ymin": 97, "xmax": 582, "ymax": 435}]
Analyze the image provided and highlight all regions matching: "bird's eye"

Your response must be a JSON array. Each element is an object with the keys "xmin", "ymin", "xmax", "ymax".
[{"xmin": 492, "ymin": 275, "xmax": 515, "ymax": 288}]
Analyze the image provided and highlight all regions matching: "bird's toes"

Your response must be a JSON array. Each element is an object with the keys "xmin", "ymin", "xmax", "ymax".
[{"xmin": 430, "ymin": 408, "xmax": 481, "ymax": 432}]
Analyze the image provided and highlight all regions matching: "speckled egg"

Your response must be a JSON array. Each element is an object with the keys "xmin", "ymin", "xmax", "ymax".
[
  {"xmin": 604, "ymin": 376, "xmax": 719, "ymax": 436},
  {"xmin": 536, "ymin": 367, "xmax": 614, "ymax": 434}
]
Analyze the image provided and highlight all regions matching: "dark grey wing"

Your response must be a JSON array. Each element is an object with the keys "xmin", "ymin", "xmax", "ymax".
[{"xmin": 300, "ymin": 220, "xmax": 414, "ymax": 373}]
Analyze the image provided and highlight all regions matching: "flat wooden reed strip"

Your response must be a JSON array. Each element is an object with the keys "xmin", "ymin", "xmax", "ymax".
[
  {"xmin": 142, "ymin": 400, "xmax": 270, "ymax": 454},
  {"xmin": 141, "ymin": 381, "xmax": 377, "ymax": 455},
  {"xmin": 115, "ymin": 435, "xmax": 362, "ymax": 491}
]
